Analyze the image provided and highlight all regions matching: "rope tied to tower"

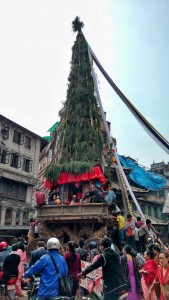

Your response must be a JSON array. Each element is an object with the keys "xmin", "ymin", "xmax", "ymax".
[{"xmin": 88, "ymin": 46, "xmax": 169, "ymax": 155}]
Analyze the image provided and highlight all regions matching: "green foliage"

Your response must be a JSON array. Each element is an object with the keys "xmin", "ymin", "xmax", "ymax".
[
  {"xmin": 72, "ymin": 16, "xmax": 84, "ymax": 33},
  {"xmin": 45, "ymin": 20, "xmax": 103, "ymax": 183},
  {"xmin": 45, "ymin": 161, "xmax": 95, "ymax": 183},
  {"xmin": 45, "ymin": 163, "xmax": 61, "ymax": 183}
]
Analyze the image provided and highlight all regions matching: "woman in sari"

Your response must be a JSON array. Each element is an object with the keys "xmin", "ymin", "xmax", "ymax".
[
  {"xmin": 15, "ymin": 242, "xmax": 27, "ymax": 296},
  {"xmin": 121, "ymin": 244, "xmax": 142, "ymax": 300},
  {"xmin": 150, "ymin": 251, "xmax": 169, "ymax": 300},
  {"xmin": 139, "ymin": 250, "xmax": 157, "ymax": 300}
]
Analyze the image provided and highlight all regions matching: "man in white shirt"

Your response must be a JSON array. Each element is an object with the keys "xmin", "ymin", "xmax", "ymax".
[{"xmin": 138, "ymin": 219, "xmax": 157, "ymax": 253}]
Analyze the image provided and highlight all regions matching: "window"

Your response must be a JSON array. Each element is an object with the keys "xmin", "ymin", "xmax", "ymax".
[
  {"xmin": 23, "ymin": 212, "xmax": 27, "ymax": 225},
  {"xmin": 48, "ymin": 149, "xmax": 53, "ymax": 158},
  {"xmin": 150, "ymin": 191, "xmax": 157, "ymax": 196},
  {"xmin": 5, "ymin": 208, "xmax": 12, "ymax": 225},
  {"xmin": 16, "ymin": 211, "xmax": 20, "ymax": 225},
  {"xmin": 0, "ymin": 148, "xmax": 10, "ymax": 164},
  {"xmin": 13, "ymin": 130, "xmax": 24, "ymax": 145},
  {"xmin": 160, "ymin": 207, "xmax": 163, "ymax": 219},
  {"xmin": 140, "ymin": 204, "xmax": 145, "ymax": 214},
  {"xmin": 48, "ymin": 149, "xmax": 53, "ymax": 163},
  {"xmin": 158, "ymin": 169, "xmax": 164, "ymax": 175},
  {"xmin": 154, "ymin": 207, "xmax": 158, "ymax": 219},
  {"xmin": 22, "ymin": 157, "xmax": 33, "ymax": 172},
  {"xmin": 1, "ymin": 121, "xmax": 9, "ymax": 139},
  {"xmin": 132, "ymin": 203, "xmax": 137, "ymax": 211},
  {"xmin": 159, "ymin": 189, "xmax": 165, "ymax": 197},
  {"xmin": 10, "ymin": 152, "xmax": 21, "ymax": 168},
  {"xmin": 148, "ymin": 206, "xmax": 152, "ymax": 216},
  {"xmin": 24, "ymin": 136, "xmax": 31, "ymax": 149}
]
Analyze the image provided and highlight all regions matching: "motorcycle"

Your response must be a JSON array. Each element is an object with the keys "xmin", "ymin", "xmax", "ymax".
[
  {"xmin": 27, "ymin": 273, "xmax": 80, "ymax": 300},
  {"xmin": 0, "ymin": 275, "xmax": 17, "ymax": 300},
  {"xmin": 27, "ymin": 276, "xmax": 73, "ymax": 300},
  {"xmin": 27, "ymin": 275, "xmax": 40, "ymax": 300}
]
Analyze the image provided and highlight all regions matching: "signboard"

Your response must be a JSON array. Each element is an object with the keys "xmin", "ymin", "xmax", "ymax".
[{"xmin": 80, "ymin": 260, "xmax": 103, "ymax": 299}]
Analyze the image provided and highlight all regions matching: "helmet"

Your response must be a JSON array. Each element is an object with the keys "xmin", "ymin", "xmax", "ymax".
[
  {"xmin": 0, "ymin": 241, "xmax": 8, "ymax": 251},
  {"xmin": 47, "ymin": 238, "xmax": 60, "ymax": 250},
  {"xmin": 89, "ymin": 241, "xmax": 97, "ymax": 249}
]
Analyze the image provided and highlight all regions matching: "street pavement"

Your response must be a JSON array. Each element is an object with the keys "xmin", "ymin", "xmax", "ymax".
[{"xmin": 15, "ymin": 292, "xmax": 28, "ymax": 300}]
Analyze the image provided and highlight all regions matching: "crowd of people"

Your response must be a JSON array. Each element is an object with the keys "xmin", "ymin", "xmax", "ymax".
[
  {"xmin": 0, "ymin": 231, "xmax": 169, "ymax": 300},
  {"xmin": 0, "ymin": 180, "xmax": 169, "ymax": 300},
  {"xmin": 0, "ymin": 238, "xmax": 27, "ymax": 297},
  {"xmin": 77, "ymin": 235, "xmax": 169, "ymax": 300},
  {"xmin": 107, "ymin": 212, "xmax": 158, "ymax": 253}
]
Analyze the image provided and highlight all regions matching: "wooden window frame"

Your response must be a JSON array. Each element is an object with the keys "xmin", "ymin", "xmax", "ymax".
[
  {"xmin": 10, "ymin": 152, "xmax": 21, "ymax": 168},
  {"xmin": 13, "ymin": 130, "xmax": 24, "ymax": 145},
  {"xmin": 24, "ymin": 135, "xmax": 31, "ymax": 149},
  {"xmin": 0, "ymin": 148, "xmax": 10, "ymax": 164},
  {"xmin": 22, "ymin": 157, "xmax": 33, "ymax": 172}
]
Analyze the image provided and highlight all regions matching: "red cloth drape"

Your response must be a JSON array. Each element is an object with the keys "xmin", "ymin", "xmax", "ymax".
[{"xmin": 44, "ymin": 166, "xmax": 106, "ymax": 189}]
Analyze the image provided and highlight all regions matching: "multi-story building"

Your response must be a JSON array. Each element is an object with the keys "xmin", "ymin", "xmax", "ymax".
[
  {"xmin": 129, "ymin": 161, "xmax": 169, "ymax": 233},
  {"xmin": 151, "ymin": 161, "xmax": 169, "ymax": 197},
  {"xmin": 151, "ymin": 162, "xmax": 169, "ymax": 221},
  {"xmin": 0, "ymin": 114, "xmax": 47, "ymax": 239}
]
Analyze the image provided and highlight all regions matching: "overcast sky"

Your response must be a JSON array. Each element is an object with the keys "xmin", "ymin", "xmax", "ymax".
[{"xmin": 0, "ymin": 0, "xmax": 168, "ymax": 168}]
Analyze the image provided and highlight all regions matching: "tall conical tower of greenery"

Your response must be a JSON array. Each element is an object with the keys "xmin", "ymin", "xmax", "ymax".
[{"xmin": 45, "ymin": 17, "xmax": 103, "ymax": 183}]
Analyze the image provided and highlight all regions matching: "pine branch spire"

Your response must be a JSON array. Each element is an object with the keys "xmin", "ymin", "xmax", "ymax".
[
  {"xmin": 72, "ymin": 16, "xmax": 84, "ymax": 33},
  {"xmin": 44, "ymin": 17, "xmax": 103, "ymax": 182}
]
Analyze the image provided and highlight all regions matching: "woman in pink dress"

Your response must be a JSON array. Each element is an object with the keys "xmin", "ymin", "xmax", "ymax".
[
  {"xmin": 15, "ymin": 242, "xmax": 27, "ymax": 296},
  {"xmin": 121, "ymin": 244, "xmax": 142, "ymax": 300}
]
